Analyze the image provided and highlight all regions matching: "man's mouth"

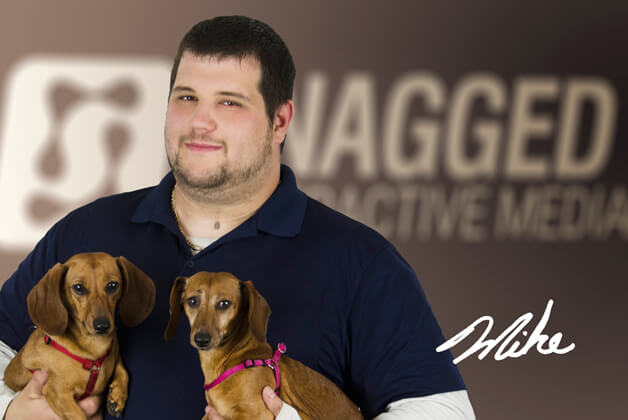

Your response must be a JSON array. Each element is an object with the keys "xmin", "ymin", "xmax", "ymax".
[{"xmin": 184, "ymin": 142, "xmax": 223, "ymax": 152}]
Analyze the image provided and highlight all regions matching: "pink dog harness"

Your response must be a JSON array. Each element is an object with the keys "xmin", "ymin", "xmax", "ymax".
[{"xmin": 204, "ymin": 343, "xmax": 287, "ymax": 394}]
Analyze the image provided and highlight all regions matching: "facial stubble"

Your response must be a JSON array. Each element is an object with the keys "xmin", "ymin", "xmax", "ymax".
[{"xmin": 168, "ymin": 130, "xmax": 274, "ymax": 203}]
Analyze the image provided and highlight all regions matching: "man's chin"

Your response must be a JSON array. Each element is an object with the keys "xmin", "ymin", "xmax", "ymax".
[{"xmin": 173, "ymin": 168, "xmax": 228, "ymax": 191}]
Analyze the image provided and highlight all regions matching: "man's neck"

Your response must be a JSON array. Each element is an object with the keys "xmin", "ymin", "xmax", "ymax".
[{"xmin": 172, "ymin": 168, "xmax": 280, "ymax": 240}]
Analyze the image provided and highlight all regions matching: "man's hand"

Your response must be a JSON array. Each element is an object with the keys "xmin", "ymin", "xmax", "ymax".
[
  {"xmin": 261, "ymin": 386, "xmax": 284, "ymax": 416},
  {"xmin": 205, "ymin": 386, "xmax": 302, "ymax": 420},
  {"xmin": 4, "ymin": 370, "xmax": 102, "ymax": 420}
]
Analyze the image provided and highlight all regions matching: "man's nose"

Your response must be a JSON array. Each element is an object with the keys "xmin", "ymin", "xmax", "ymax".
[{"xmin": 189, "ymin": 101, "xmax": 218, "ymax": 132}]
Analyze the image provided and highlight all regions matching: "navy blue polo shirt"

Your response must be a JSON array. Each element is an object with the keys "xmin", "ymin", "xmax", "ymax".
[{"xmin": 0, "ymin": 165, "xmax": 464, "ymax": 419}]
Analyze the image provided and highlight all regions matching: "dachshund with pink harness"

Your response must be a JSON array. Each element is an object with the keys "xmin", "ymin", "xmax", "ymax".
[{"xmin": 165, "ymin": 271, "xmax": 362, "ymax": 420}]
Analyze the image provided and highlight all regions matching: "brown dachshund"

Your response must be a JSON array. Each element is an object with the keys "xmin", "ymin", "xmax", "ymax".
[
  {"xmin": 4, "ymin": 252, "xmax": 155, "ymax": 420},
  {"xmin": 164, "ymin": 271, "xmax": 363, "ymax": 420}
]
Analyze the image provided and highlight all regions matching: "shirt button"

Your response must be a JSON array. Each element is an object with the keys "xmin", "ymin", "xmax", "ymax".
[{"xmin": 186, "ymin": 261, "xmax": 194, "ymax": 268}]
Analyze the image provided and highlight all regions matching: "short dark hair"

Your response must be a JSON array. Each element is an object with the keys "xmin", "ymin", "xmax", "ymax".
[{"xmin": 170, "ymin": 16, "xmax": 296, "ymax": 124}]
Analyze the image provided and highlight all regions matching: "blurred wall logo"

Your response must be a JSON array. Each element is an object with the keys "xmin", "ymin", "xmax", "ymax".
[{"xmin": 0, "ymin": 56, "xmax": 171, "ymax": 249}]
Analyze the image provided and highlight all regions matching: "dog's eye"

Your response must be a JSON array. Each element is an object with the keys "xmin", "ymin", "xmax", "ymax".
[
  {"xmin": 186, "ymin": 297, "xmax": 199, "ymax": 308},
  {"xmin": 71, "ymin": 284, "xmax": 88, "ymax": 295},
  {"xmin": 216, "ymin": 300, "xmax": 231, "ymax": 310},
  {"xmin": 105, "ymin": 282, "xmax": 120, "ymax": 294}
]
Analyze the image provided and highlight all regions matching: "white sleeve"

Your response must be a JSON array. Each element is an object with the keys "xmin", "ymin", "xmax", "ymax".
[
  {"xmin": 373, "ymin": 390, "xmax": 475, "ymax": 420},
  {"xmin": 275, "ymin": 401, "xmax": 303, "ymax": 420},
  {"xmin": 0, "ymin": 340, "xmax": 18, "ymax": 418},
  {"xmin": 275, "ymin": 389, "xmax": 473, "ymax": 420}
]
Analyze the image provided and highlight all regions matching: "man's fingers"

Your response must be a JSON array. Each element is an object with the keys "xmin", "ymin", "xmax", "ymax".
[
  {"xmin": 78, "ymin": 394, "xmax": 102, "ymax": 417},
  {"xmin": 205, "ymin": 405, "xmax": 225, "ymax": 420},
  {"xmin": 25, "ymin": 369, "xmax": 48, "ymax": 396},
  {"xmin": 262, "ymin": 386, "xmax": 283, "ymax": 416},
  {"xmin": 16, "ymin": 370, "xmax": 102, "ymax": 419}
]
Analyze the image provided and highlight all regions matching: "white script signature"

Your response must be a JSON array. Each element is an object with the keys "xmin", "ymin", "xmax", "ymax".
[{"xmin": 436, "ymin": 299, "xmax": 575, "ymax": 364}]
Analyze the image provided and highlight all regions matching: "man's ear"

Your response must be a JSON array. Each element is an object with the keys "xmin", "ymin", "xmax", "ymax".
[
  {"xmin": 242, "ymin": 280, "xmax": 271, "ymax": 343},
  {"xmin": 272, "ymin": 100, "xmax": 294, "ymax": 146},
  {"xmin": 27, "ymin": 263, "xmax": 69, "ymax": 336},
  {"xmin": 164, "ymin": 277, "xmax": 188, "ymax": 340}
]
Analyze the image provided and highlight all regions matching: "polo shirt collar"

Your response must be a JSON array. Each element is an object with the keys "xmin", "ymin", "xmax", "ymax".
[
  {"xmin": 257, "ymin": 165, "xmax": 307, "ymax": 237},
  {"xmin": 131, "ymin": 165, "xmax": 307, "ymax": 238}
]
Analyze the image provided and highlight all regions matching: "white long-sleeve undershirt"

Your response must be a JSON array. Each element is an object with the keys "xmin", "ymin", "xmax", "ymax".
[{"xmin": 0, "ymin": 340, "xmax": 474, "ymax": 419}]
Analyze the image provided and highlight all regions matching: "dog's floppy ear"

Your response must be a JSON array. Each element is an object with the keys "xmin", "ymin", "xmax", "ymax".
[
  {"xmin": 116, "ymin": 256, "xmax": 156, "ymax": 327},
  {"xmin": 27, "ymin": 263, "xmax": 69, "ymax": 336},
  {"xmin": 164, "ymin": 276, "xmax": 187, "ymax": 340},
  {"xmin": 242, "ymin": 280, "xmax": 271, "ymax": 343}
]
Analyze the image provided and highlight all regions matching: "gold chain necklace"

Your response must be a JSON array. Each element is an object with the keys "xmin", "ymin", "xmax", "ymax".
[{"xmin": 171, "ymin": 188, "xmax": 203, "ymax": 252}]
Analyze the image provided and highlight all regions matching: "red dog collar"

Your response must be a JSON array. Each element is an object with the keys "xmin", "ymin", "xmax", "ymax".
[
  {"xmin": 204, "ymin": 342, "xmax": 287, "ymax": 394},
  {"xmin": 29, "ymin": 335, "xmax": 112, "ymax": 400}
]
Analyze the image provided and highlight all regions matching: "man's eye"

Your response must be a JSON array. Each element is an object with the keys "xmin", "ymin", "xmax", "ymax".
[
  {"xmin": 180, "ymin": 95, "xmax": 196, "ymax": 101},
  {"xmin": 71, "ymin": 284, "xmax": 88, "ymax": 296},
  {"xmin": 105, "ymin": 282, "xmax": 120, "ymax": 294},
  {"xmin": 216, "ymin": 300, "xmax": 231, "ymax": 310},
  {"xmin": 222, "ymin": 100, "xmax": 239, "ymax": 107},
  {"xmin": 186, "ymin": 297, "xmax": 199, "ymax": 308}
]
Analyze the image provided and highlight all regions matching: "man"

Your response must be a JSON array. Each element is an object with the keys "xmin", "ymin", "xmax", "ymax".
[{"xmin": 0, "ymin": 16, "xmax": 474, "ymax": 419}]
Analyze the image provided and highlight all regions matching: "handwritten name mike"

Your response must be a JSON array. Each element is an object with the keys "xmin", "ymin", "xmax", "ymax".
[{"xmin": 436, "ymin": 299, "xmax": 575, "ymax": 364}]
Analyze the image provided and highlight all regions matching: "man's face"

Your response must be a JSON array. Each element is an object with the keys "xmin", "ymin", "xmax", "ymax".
[{"xmin": 165, "ymin": 52, "xmax": 277, "ymax": 197}]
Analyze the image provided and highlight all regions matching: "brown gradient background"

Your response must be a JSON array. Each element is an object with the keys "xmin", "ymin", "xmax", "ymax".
[{"xmin": 0, "ymin": 1, "xmax": 626, "ymax": 419}]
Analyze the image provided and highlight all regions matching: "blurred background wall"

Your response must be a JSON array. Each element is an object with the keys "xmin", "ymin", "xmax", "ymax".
[{"xmin": 0, "ymin": 1, "xmax": 625, "ymax": 418}]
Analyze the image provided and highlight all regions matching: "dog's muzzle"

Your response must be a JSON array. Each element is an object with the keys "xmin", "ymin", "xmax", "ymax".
[
  {"xmin": 93, "ymin": 318, "xmax": 111, "ymax": 334},
  {"xmin": 194, "ymin": 332, "xmax": 211, "ymax": 348}
]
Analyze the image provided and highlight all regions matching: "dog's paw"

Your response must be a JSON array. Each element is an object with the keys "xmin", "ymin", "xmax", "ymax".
[
  {"xmin": 106, "ymin": 400, "xmax": 122, "ymax": 418},
  {"xmin": 106, "ymin": 385, "xmax": 127, "ymax": 418}
]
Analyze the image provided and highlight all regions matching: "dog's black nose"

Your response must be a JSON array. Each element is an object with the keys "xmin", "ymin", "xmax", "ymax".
[
  {"xmin": 194, "ymin": 332, "xmax": 211, "ymax": 348},
  {"xmin": 93, "ymin": 318, "xmax": 111, "ymax": 334}
]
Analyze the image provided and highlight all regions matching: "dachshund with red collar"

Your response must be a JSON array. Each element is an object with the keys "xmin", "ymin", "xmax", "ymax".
[{"xmin": 4, "ymin": 252, "xmax": 155, "ymax": 420}]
